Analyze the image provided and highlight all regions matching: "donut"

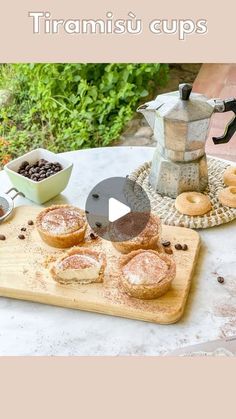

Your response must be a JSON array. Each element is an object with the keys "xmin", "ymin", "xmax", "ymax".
[
  {"xmin": 218, "ymin": 186, "xmax": 236, "ymax": 208},
  {"xmin": 175, "ymin": 192, "xmax": 212, "ymax": 216},
  {"xmin": 223, "ymin": 166, "xmax": 236, "ymax": 187}
]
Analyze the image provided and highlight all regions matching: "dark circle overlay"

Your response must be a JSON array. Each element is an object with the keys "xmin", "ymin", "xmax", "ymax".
[{"xmin": 85, "ymin": 176, "xmax": 151, "ymax": 242}]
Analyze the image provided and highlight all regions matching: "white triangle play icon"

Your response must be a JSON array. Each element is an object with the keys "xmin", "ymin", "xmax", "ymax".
[{"xmin": 108, "ymin": 198, "xmax": 131, "ymax": 223}]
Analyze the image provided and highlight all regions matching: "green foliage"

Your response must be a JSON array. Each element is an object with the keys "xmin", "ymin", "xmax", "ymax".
[{"xmin": 0, "ymin": 63, "xmax": 168, "ymax": 166}]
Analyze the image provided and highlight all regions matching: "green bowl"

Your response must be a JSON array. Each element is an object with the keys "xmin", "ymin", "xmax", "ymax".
[{"xmin": 4, "ymin": 148, "xmax": 73, "ymax": 204}]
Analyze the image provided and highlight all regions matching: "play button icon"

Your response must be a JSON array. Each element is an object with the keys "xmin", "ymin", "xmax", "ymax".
[
  {"xmin": 85, "ymin": 176, "xmax": 151, "ymax": 242},
  {"xmin": 108, "ymin": 198, "xmax": 130, "ymax": 222}
]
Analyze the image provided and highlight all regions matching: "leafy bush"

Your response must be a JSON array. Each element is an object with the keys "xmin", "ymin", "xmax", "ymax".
[{"xmin": 0, "ymin": 63, "xmax": 168, "ymax": 167}]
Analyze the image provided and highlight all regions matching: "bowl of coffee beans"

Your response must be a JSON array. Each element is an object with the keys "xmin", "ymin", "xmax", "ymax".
[{"xmin": 4, "ymin": 148, "xmax": 73, "ymax": 204}]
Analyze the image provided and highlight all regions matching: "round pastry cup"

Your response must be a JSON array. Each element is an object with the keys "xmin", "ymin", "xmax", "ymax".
[
  {"xmin": 112, "ymin": 213, "xmax": 162, "ymax": 254},
  {"xmin": 119, "ymin": 249, "xmax": 176, "ymax": 300},
  {"xmin": 36, "ymin": 205, "xmax": 87, "ymax": 248},
  {"xmin": 50, "ymin": 247, "xmax": 106, "ymax": 285}
]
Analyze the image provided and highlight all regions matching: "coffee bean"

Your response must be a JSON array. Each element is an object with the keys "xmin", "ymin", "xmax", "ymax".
[
  {"xmin": 182, "ymin": 244, "xmax": 188, "ymax": 251},
  {"xmin": 95, "ymin": 222, "xmax": 102, "ymax": 228},
  {"xmin": 92, "ymin": 193, "xmax": 99, "ymax": 199},
  {"xmin": 85, "ymin": 210, "xmax": 89, "ymax": 214},
  {"xmin": 21, "ymin": 227, "xmax": 27, "ymax": 232},
  {"xmin": 0, "ymin": 234, "xmax": 6, "ymax": 241},
  {"xmin": 28, "ymin": 220, "xmax": 34, "ymax": 226},
  {"xmin": 19, "ymin": 161, "xmax": 29, "ymax": 170},
  {"xmin": 175, "ymin": 243, "xmax": 182, "ymax": 250},
  {"xmin": 217, "ymin": 276, "xmax": 225, "ymax": 284},
  {"xmin": 18, "ymin": 234, "xmax": 25, "ymax": 240},
  {"xmin": 90, "ymin": 232, "xmax": 98, "ymax": 240},
  {"xmin": 165, "ymin": 247, "xmax": 173, "ymax": 255},
  {"xmin": 162, "ymin": 240, "xmax": 171, "ymax": 247}
]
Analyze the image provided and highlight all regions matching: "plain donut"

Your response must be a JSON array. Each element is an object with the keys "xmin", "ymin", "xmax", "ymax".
[
  {"xmin": 223, "ymin": 166, "xmax": 236, "ymax": 187},
  {"xmin": 218, "ymin": 186, "xmax": 236, "ymax": 208},
  {"xmin": 175, "ymin": 192, "xmax": 212, "ymax": 216}
]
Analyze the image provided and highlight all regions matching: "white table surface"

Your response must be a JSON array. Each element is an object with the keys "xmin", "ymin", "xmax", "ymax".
[{"xmin": 0, "ymin": 146, "xmax": 236, "ymax": 356}]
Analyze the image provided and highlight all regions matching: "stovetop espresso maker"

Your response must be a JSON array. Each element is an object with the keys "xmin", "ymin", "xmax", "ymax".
[{"xmin": 138, "ymin": 83, "xmax": 236, "ymax": 198}]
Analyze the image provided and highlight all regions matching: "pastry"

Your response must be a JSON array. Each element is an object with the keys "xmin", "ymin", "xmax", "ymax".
[
  {"xmin": 111, "ymin": 213, "xmax": 162, "ymax": 254},
  {"xmin": 218, "ymin": 186, "xmax": 236, "ymax": 208},
  {"xmin": 119, "ymin": 249, "xmax": 176, "ymax": 300},
  {"xmin": 50, "ymin": 247, "xmax": 106, "ymax": 285},
  {"xmin": 36, "ymin": 205, "xmax": 87, "ymax": 248},
  {"xmin": 175, "ymin": 192, "xmax": 212, "ymax": 216},
  {"xmin": 223, "ymin": 166, "xmax": 236, "ymax": 187}
]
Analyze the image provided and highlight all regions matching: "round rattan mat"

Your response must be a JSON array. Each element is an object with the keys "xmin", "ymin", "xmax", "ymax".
[{"xmin": 129, "ymin": 158, "xmax": 236, "ymax": 229}]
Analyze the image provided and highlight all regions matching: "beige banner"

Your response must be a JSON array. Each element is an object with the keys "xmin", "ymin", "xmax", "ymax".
[
  {"xmin": 0, "ymin": 357, "xmax": 236, "ymax": 418},
  {"xmin": 0, "ymin": 0, "xmax": 235, "ymax": 62}
]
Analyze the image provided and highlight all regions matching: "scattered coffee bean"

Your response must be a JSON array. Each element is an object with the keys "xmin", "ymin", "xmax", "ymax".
[
  {"xmin": 182, "ymin": 244, "xmax": 188, "ymax": 251},
  {"xmin": 27, "ymin": 220, "xmax": 34, "ymax": 226},
  {"xmin": 17, "ymin": 159, "xmax": 63, "ymax": 182},
  {"xmin": 175, "ymin": 243, "xmax": 183, "ymax": 250},
  {"xmin": 90, "ymin": 232, "xmax": 98, "ymax": 240},
  {"xmin": 162, "ymin": 240, "xmax": 171, "ymax": 247},
  {"xmin": 85, "ymin": 210, "xmax": 89, "ymax": 214},
  {"xmin": 0, "ymin": 234, "xmax": 6, "ymax": 241},
  {"xmin": 217, "ymin": 276, "xmax": 225, "ymax": 284},
  {"xmin": 92, "ymin": 193, "xmax": 99, "ymax": 199},
  {"xmin": 95, "ymin": 222, "xmax": 102, "ymax": 228},
  {"xmin": 165, "ymin": 247, "xmax": 173, "ymax": 255},
  {"xmin": 21, "ymin": 227, "xmax": 27, "ymax": 232},
  {"xmin": 18, "ymin": 234, "xmax": 25, "ymax": 240}
]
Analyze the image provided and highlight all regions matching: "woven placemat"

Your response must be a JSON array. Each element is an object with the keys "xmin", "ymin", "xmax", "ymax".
[{"xmin": 129, "ymin": 157, "xmax": 236, "ymax": 229}]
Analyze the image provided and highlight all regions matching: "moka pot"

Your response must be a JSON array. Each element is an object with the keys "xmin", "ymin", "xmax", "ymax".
[{"xmin": 137, "ymin": 83, "xmax": 236, "ymax": 198}]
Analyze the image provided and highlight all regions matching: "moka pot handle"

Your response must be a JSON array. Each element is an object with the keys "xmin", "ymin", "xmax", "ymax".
[{"xmin": 213, "ymin": 98, "xmax": 236, "ymax": 144}]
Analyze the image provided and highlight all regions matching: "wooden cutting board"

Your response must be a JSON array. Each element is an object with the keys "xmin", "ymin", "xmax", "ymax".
[{"xmin": 0, "ymin": 206, "xmax": 200, "ymax": 324}]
